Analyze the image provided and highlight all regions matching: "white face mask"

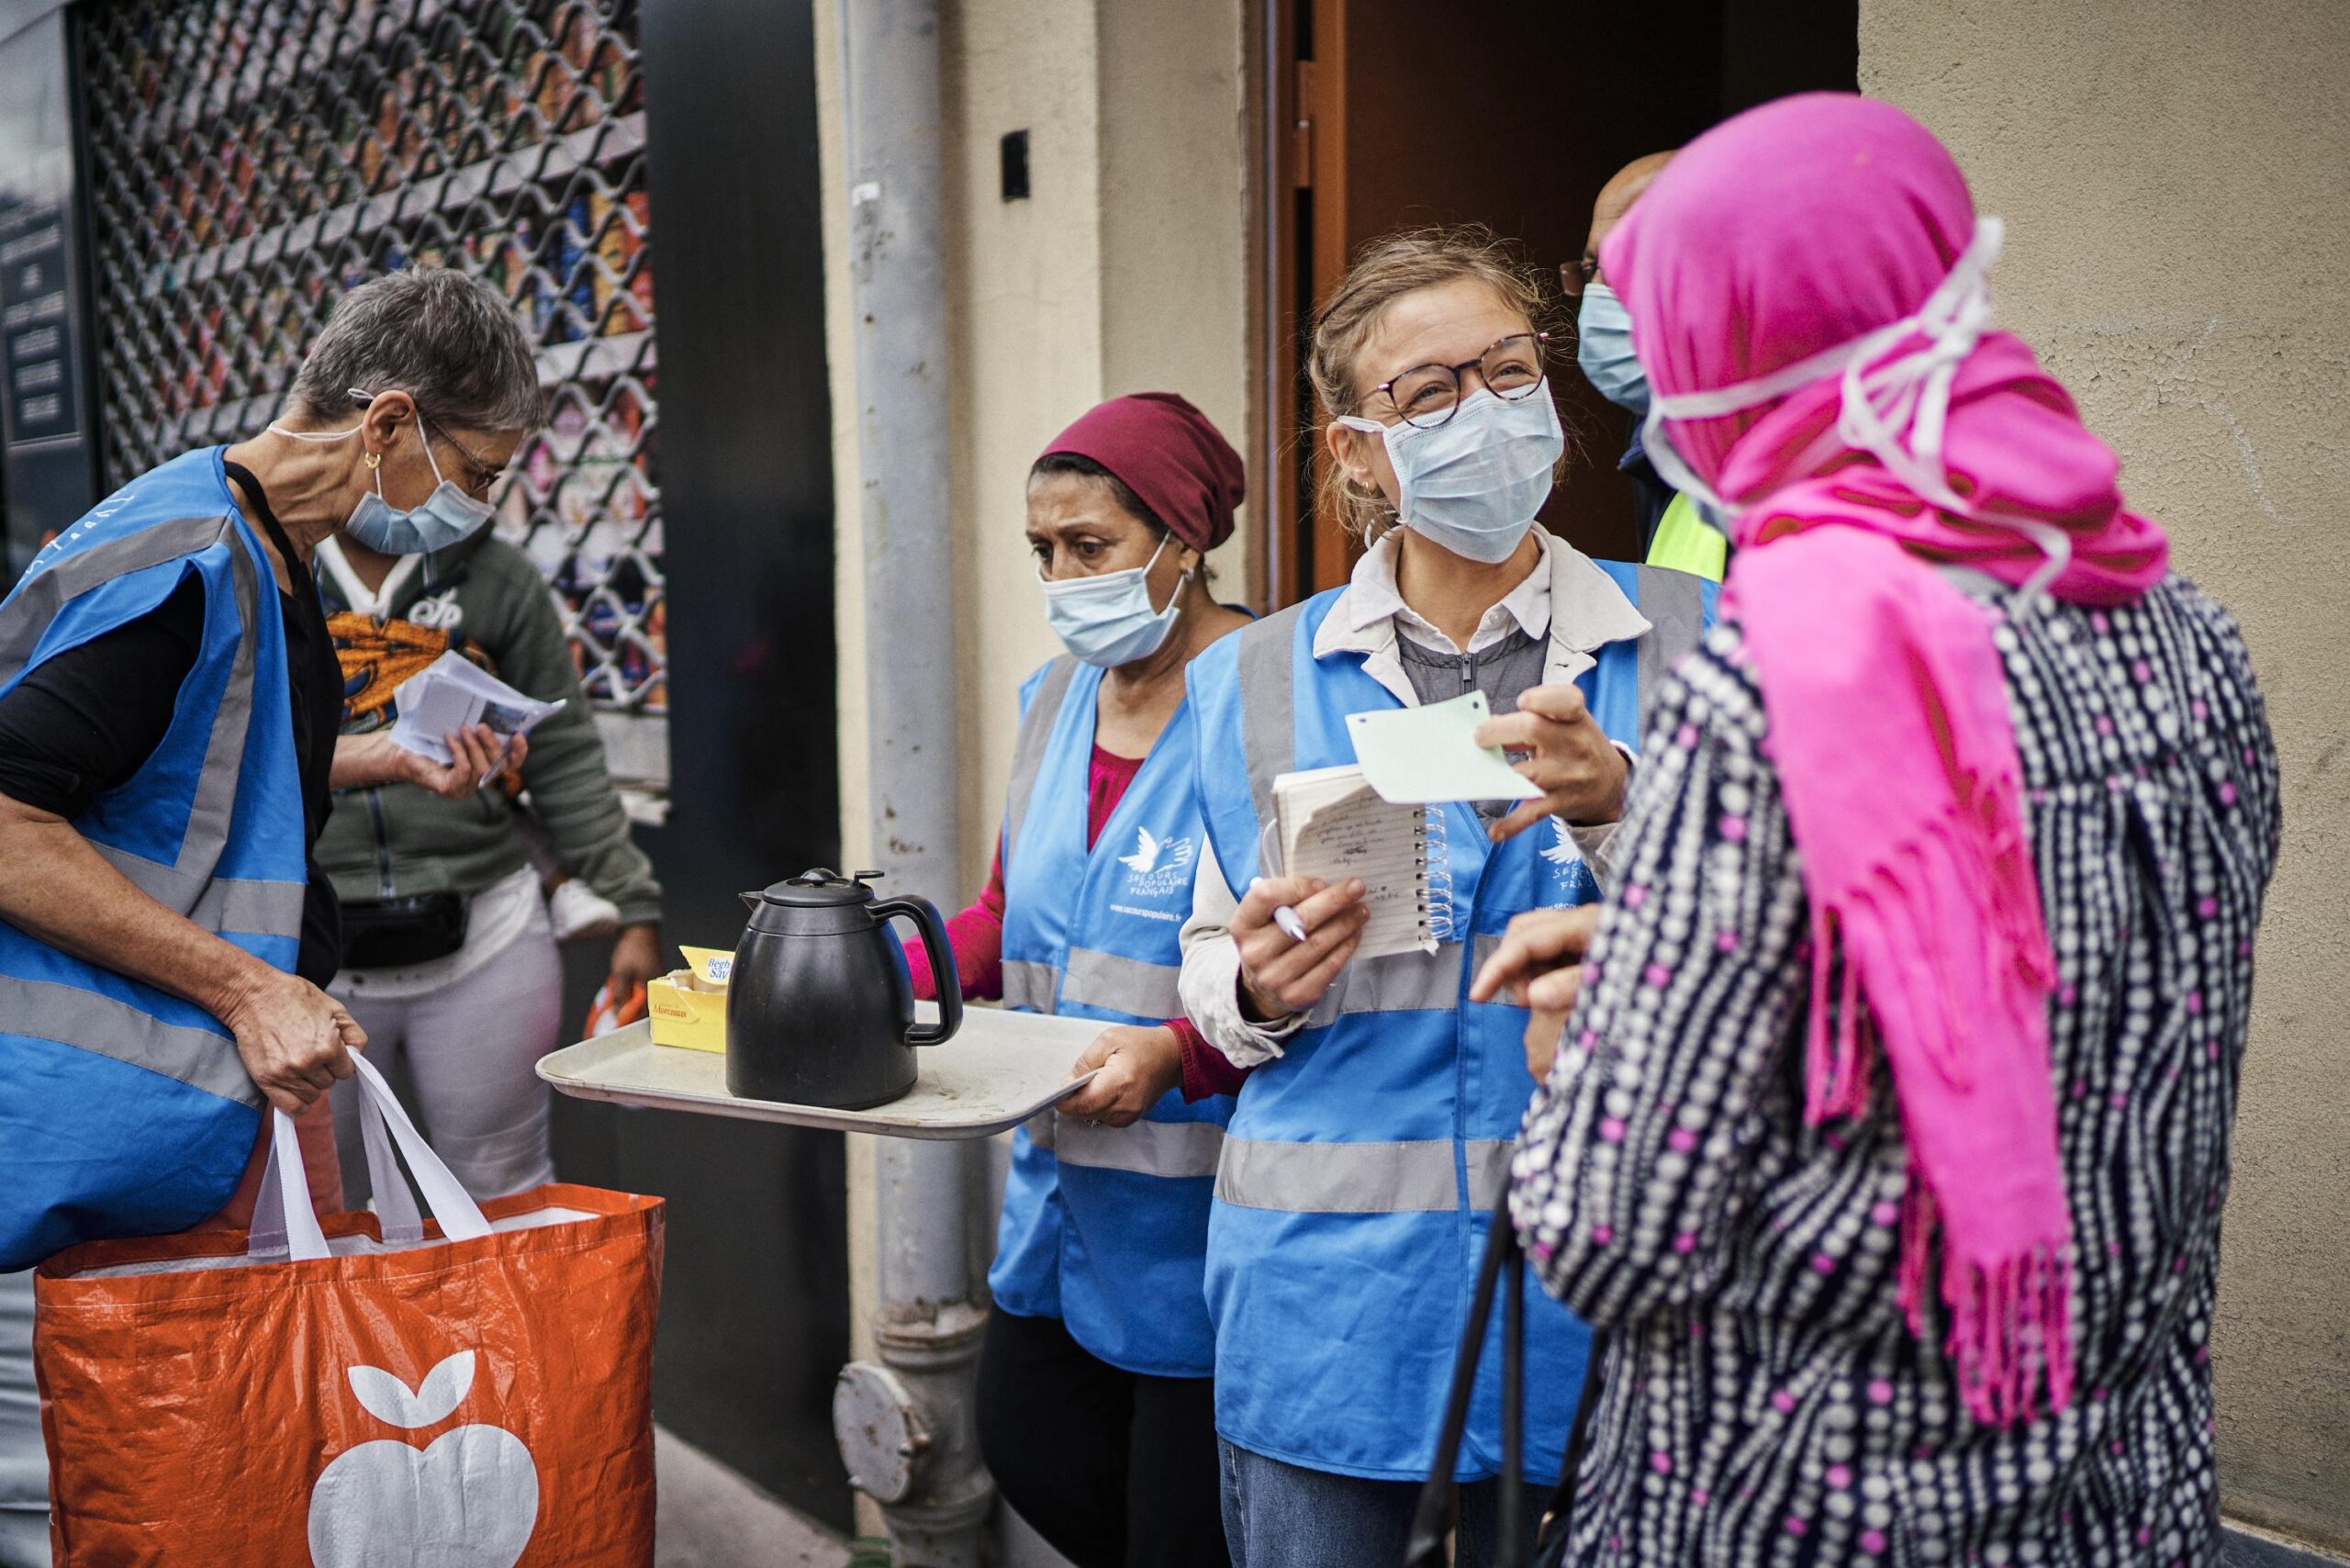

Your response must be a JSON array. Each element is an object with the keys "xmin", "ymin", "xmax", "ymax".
[
  {"xmin": 1037, "ymin": 534, "xmax": 1191, "ymax": 667},
  {"xmin": 1638, "ymin": 214, "xmax": 2068, "ymax": 590},
  {"xmin": 1337, "ymin": 383, "xmax": 1563, "ymax": 564}
]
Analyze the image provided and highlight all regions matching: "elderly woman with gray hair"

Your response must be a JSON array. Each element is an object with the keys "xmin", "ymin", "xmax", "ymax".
[
  {"xmin": 0, "ymin": 266, "xmax": 545, "ymax": 1273},
  {"xmin": 309, "ymin": 281, "xmax": 665, "ymax": 1210}
]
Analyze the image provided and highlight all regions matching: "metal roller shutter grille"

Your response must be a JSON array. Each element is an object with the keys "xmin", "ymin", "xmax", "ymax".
[{"xmin": 81, "ymin": 0, "xmax": 669, "ymax": 805}]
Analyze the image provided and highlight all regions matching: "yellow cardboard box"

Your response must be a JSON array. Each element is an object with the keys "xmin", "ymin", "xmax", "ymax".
[{"xmin": 647, "ymin": 946, "xmax": 733, "ymax": 1053}]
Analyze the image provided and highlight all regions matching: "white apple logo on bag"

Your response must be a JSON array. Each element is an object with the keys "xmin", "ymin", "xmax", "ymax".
[{"xmin": 307, "ymin": 1350, "xmax": 540, "ymax": 1567}]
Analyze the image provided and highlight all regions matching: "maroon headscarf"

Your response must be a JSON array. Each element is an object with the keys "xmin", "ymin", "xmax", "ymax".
[{"xmin": 1038, "ymin": 392, "xmax": 1245, "ymax": 554}]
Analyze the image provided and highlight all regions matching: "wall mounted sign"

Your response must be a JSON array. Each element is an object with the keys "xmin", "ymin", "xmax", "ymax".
[{"xmin": 0, "ymin": 9, "xmax": 95, "ymax": 581}]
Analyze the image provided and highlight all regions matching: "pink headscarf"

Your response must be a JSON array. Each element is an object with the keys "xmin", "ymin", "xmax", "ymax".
[{"xmin": 1604, "ymin": 95, "xmax": 2169, "ymax": 1427}]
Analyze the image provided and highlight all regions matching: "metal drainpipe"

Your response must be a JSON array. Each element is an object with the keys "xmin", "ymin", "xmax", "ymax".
[{"xmin": 828, "ymin": 2, "xmax": 990, "ymax": 1565}]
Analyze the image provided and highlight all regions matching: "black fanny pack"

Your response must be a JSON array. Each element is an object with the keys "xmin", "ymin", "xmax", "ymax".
[{"xmin": 339, "ymin": 890, "xmax": 470, "ymax": 970}]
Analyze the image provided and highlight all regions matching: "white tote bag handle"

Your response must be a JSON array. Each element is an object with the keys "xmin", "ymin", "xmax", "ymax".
[{"xmin": 249, "ymin": 1054, "xmax": 492, "ymax": 1262}]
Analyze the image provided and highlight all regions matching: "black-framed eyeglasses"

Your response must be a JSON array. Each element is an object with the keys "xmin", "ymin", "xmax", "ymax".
[
  {"xmin": 1355, "ymin": 332, "xmax": 1550, "ymax": 431},
  {"xmin": 430, "ymin": 422, "xmax": 507, "ymax": 498},
  {"xmin": 1558, "ymin": 256, "xmax": 1598, "ymax": 298}
]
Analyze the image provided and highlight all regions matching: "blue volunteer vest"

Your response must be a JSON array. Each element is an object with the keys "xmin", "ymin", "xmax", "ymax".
[
  {"xmin": 0, "ymin": 448, "xmax": 308, "ymax": 1270},
  {"xmin": 1185, "ymin": 558, "xmax": 1714, "ymax": 1481},
  {"xmin": 990, "ymin": 655, "xmax": 1234, "ymax": 1378}
]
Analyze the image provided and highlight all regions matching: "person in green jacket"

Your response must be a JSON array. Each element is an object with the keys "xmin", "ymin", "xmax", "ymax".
[{"xmin": 314, "ymin": 511, "xmax": 663, "ymax": 1203}]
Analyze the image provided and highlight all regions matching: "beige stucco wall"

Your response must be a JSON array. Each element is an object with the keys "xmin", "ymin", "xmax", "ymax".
[
  {"xmin": 819, "ymin": 0, "xmax": 1250, "ymax": 901},
  {"xmin": 814, "ymin": 0, "xmax": 1249, "ymax": 1542},
  {"xmin": 1863, "ymin": 0, "xmax": 2350, "ymax": 1550}
]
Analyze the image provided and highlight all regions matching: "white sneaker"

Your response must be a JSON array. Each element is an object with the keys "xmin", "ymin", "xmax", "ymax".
[{"xmin": 548, "ymin": 879, "xmax": 622, "ymax": 942}]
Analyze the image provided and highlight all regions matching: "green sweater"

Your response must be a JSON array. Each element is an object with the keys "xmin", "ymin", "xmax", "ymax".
[{"xmin": 315, "ymin": 530, "xmax": 663, "ymax": 927}]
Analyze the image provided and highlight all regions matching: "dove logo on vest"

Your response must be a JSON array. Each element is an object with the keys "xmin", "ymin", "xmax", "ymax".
[
  {"xmin": 1540, "ymin": 820, "xmax": 1600, "ymax": 903},
  {"xmin": 1118, "ymin": 825, "xmax": 1195, "ymax": 900}
]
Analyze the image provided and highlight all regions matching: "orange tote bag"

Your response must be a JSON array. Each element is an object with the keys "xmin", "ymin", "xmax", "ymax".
[{"xmin": 34, "ymin": 1054, "xmax": 665, "ymax": 1566}]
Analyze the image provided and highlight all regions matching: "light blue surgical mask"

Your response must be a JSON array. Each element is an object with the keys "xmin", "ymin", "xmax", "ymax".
[
  {"xmin": 1038, "ymin": 534, "xmax": 1192, "ymax": 667},
  {"xmin": 269, "ymin": 389, "xmax": 498, "ymax": 557},
  {"xmin": 1575, "ymin": 283, "xmax": 1649, "ymax": 415},
  {"xmin": 1337, "ymin": 383, "xmax": 1563, "ymax": 564}
]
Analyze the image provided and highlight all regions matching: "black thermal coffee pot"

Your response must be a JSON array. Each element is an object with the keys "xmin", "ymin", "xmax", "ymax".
[{"xmin": 726, "ymin": 868, "xmax": 963, "ymax": 1109}]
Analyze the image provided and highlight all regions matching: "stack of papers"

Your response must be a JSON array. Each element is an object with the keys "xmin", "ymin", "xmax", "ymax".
[
  {"xmin": 389, "ymin": 651, "xmax": 565, "ymax": 766},
  {"xmin": 1269, "ymin": 765, "xmax": 1437, "ymax": 958},
  {"xmin": 1260, "ymin": 693, "xmax": 1546, "ymax": 960}
]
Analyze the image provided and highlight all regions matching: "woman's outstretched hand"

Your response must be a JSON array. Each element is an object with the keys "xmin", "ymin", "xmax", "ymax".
[{"xmin": 1471, "ymin": 904, "xmax": 1603, "ymax": 1081}]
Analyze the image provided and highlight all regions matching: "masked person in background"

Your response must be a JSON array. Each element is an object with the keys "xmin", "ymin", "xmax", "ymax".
[
  {"xmin": 903, "ymin": 394, "xmax": 1248, "ymax": 1568},
  {"xmin": 1484, "ymin": 95, "xmax": 2277, "ymax": 1565},
  {"xmin": 1172, "ymin": 226, "xmax": 1714, "ymax": 1567},
  {"xmin": 312, "ymin": 432, "xmax": 663, "ymax": 1208},
  {"xmin": 1565, "ymin": 150, "xmax": 1727, "ymax": 582},
  {"xmin": 0, "ymin": 265, "xmax": 532, "ymax": 1276}
]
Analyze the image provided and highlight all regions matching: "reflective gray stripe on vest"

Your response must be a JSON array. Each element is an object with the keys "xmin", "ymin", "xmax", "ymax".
[
  {"xmin": 1631, "ymin": 565, "xmax": 1707, "ymax": 732},
  {"xmin": 1216, "ymin": 1137, "xmax": 1458, "ymax": 1213},
  {"xmin": 1234, "ymin": 610, "xmax": 1298, "ymax": 840},
  {"xmin": 180, "ymin": 532, "xmax": 262, "ymax": 887},
  {"xmin": 192, "ymin": 878, "xmax": 302, "ymax": 939},
  {"xmin": 1002, "ymin": 951, "xmax": 1182, "ymax": 1024},
  {"xmin": 1214, "ymin": 1135, "xmax": 1518, "ymax": 1214},
  {"xmin": 95, "ymin": 845, "xmax": 305, "ymax": 940},
  {"xmin": 1464, "ymin": 1137, "xmax": 1515, "ymax": 1208},
  {"xmin": 1471, "ymin": 930, "xmax": 1502, "ymax": 978},
  {"xmin": 1304, "ymin": 943, "xmax": 1462, "ymax": 1025},
  {"xmin": 0, "ymin": 973, "xmax": 259, "ymax": 1108},
  {"xmin": 0, "ymin": 514, "xmax": 237, "ymax": 681},
  {"xmin": 1002, "ymin": 959, "xmax": 1058, "ymax": 1014},
  {"xmin": 1054, "ymin": 1114, "xmax": 1225, "ymax": 1179},
  {"xmin": 2, "ymin": 512, "xmax": 267, "ymax": 902},
  {"xmin": 1002, "ymin": 655, "xmax": 1080, "ymax": 865},
  {"xmin": 1060, "ymin": 946, "xmax": 1182, "ymax": 1020}
]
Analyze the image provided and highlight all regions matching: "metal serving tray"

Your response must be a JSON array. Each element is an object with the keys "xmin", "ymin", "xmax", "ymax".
[{"xmin": 535, "ymin": 1003, "xmax": 1104, "ymax": 1140}]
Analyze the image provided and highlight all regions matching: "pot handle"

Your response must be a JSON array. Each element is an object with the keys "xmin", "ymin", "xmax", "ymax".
[{"xmin": 872, "ymin": 894, "xmax": 964, "ymax": 1046}]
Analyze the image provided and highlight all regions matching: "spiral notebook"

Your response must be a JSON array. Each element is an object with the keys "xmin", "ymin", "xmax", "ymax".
[{"xmin": 1266, "ymin": 765, "xmax": 1449, "ymax": 958}]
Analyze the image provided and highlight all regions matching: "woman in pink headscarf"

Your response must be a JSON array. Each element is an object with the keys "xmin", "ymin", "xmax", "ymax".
[{"xmin": 1477, "ymin": 95, "xmax": 2278, "ymax": 1563}]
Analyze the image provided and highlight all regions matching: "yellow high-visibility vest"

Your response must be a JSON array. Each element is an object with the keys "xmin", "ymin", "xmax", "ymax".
[{"xmin": 1647, "ymin": 491, "xmax": 1727, "ymax": 581}]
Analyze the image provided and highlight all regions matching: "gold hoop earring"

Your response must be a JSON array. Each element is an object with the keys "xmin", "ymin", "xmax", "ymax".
[{"xmin": 364, "ymin": 452, "xmax": 383, "ymax": 471}]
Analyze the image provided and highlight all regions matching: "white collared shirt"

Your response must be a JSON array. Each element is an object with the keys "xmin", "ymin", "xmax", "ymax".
[
  {"xmin": 1352, "ymin": 526, "xmax": 1555, "ymax": 656},
  {"xmin": 1177, "ymin": 526, "xmax": 1651, "ymax": 1065},
  {"xmin": 1310, "ymin": 525, "xmax": 1652, "ymax": 711}
]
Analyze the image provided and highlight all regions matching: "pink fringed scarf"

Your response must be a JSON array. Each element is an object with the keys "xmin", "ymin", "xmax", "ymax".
[{"xmin": 1603, "ymin": 95, "xmax": 2170, "ymax": 1426}]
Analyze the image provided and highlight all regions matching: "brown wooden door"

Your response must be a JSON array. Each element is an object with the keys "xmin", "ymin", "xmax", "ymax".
[{"xmin": 1255, "ymin": 0, "xmax": 1856, "ymax": 606}]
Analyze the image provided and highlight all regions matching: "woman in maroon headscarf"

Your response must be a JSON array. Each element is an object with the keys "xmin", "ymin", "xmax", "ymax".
[
  {"xmin": 1479, "ymin": 95, "xmax": 2277, "ymax": 1564},
  {"xmin": 904, "ymin": 393, "xmax": 1248, "ymax": 1567}
]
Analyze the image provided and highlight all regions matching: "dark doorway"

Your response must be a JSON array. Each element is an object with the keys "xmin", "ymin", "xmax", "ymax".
[
  {"xmin": 549, "ymin": 0, "xmax": 852, "ymax": 1534},
  {"xmin": 1255, "ymin": 0, "xmax": 1859, "ymax": 603}
]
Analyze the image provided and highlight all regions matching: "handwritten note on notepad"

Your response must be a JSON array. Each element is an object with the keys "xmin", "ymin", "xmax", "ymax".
[
  {"xmin": 1345, "ymin": 691, "xmax": 1541, "ymax": 805},
  {"xmin": 1269, "ymin": 765, "xmax": 1436, "ymax": 958}
]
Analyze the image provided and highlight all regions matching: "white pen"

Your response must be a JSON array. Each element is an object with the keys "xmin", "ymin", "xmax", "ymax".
[
  {"xmin": 1250, "ymin": 878, "xmax": 1312, "ymax": 942},
  {"xmin": 474, "ymin": 734, "xmax": 514, "ymax": 794}
]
